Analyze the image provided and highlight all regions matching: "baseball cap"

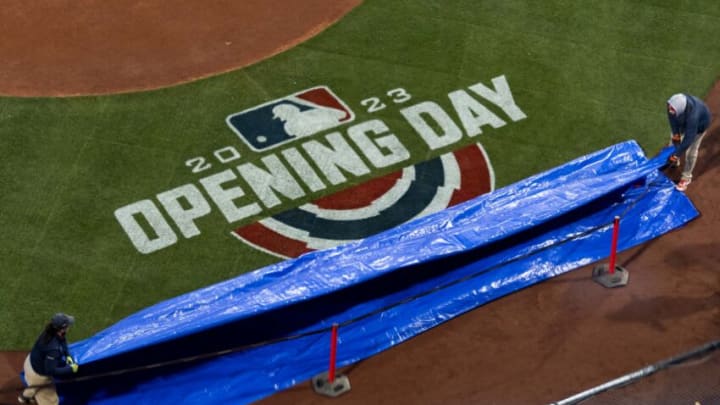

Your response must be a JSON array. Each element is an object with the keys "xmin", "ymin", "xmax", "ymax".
[
  {"xmin": 51, "ymin": 313, "xmax": 75, "ymax": 329},
  {"xmin": 667, "ymin": 93, "xmax": 687, "ymax": 115}
]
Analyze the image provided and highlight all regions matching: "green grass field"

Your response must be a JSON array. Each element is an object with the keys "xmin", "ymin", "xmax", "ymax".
[{"xmin": 1, "ymin": 0, "xmax": 719, "ymax": 349}]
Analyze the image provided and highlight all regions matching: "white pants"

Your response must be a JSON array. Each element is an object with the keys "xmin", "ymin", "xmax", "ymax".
[
  {"xmin": 22, "ymin": 355, "xmax": 59, "ymax": 405},
  {"xmin": 681, "ymin": 131, "xmax": 706, "ymax": 181},
  {"xmin": 670, "ymin": 131, "xmax": 707, "ymax": 181}
]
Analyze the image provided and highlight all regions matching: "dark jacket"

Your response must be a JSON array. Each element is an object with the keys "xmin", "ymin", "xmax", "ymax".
[
  {"xmin": 668, "ymin": 94, "xmax": 712, "ymax": 156},
  {"xmin": 29, "ymin": 333, "xmax": 73, "ymax": 377}
]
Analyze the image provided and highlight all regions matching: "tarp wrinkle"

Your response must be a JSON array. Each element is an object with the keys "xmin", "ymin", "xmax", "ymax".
[{"xmin": 59, "ymin": 141, "xmax": 697, "ymax": 405}]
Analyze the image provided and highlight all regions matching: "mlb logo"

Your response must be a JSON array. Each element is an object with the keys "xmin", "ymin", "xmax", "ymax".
[{"xmin": 226, "ymin": 86, "xmax": 355, "ymax": 151}]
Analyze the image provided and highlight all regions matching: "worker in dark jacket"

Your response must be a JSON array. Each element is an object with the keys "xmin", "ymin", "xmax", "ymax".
[
  {"xmin": 666, "ymin": 93, "xmax": 712, "ymax": 191},
  {"xmin": 19, "ymin": 313, "xmax": 79, "ymax": 405}
]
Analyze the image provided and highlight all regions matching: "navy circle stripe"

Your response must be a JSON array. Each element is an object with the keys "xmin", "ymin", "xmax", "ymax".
[{"xmin": 272, "ymin": 157, "xmax": 445, "ymax": 239}]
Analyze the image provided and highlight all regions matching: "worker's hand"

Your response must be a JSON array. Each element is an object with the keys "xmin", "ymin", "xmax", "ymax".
[
  {"xmin": 70, "ymin": 363, "xmax": 79, "ymax": 373},
  {"xmin": 671, "ymin": 133, "xmax": 682, "ymax": 145},
  {"xmin": 66, "ymin": 356, "xmax": 75, "ymax": 365},
  {"xmin": 667, "ymin": 154, "xmax": 680, "ymax": 168}
]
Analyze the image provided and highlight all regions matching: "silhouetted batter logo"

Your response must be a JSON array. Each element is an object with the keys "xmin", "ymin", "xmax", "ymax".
[{"xmin": 226, "ymin": 86, "xmax": 355, "ymax": 151}]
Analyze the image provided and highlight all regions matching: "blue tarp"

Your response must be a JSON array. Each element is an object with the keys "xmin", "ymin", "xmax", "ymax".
[{"xmin": 58, "ymin": 141, "xmax": 698, "ymax": 404}]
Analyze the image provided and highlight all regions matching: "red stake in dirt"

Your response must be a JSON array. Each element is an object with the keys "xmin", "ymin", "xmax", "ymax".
[
  {"xmin": 328, "ymin": 323, "xmax": 338, "ymax": 383},
  {"xmin": 608, "ymin": 216, "xmax": 620, "ymax": 274},
  {"xmin": 592, "ymin": 215, "xmax": 629, "ymax": 288},
  {"xmin": 313, "ymin": 323, "xmax": 350, "ymax": 397}
]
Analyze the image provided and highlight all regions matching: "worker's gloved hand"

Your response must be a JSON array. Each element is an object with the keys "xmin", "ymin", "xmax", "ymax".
[
  {"xmin": 70, "ymin": 363, "xmax": 79, "ymax": 373},
  {"xmin": 66, "ymin": 356, "xmax": 75, "ymax": 365},
  {"xmin": 671, "ymin": 133, "xmax": 682, "ymax": 145},
  {"xmin": 667, "ymin": 154, "xmax": 680, "ymax": 168}
]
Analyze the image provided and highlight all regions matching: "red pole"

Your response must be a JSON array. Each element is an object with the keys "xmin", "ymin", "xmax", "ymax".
[
  {"xmin": 328, "ymin": 323, "xmax": 338, "ymax": 383},
  {"xmin": 608, "ymin": 216, "xmax": 620, "ymax": 274}
]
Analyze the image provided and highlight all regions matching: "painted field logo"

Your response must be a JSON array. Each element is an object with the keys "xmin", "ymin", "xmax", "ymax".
[
  {"xmin": 234, "ymin": 143, "xmax": 494, "ymax": 258},
  {"xmin": 114, "ymin": 75, "xmax": 526, "ymax": 255},
  {"xmin": 226, "ymin": 86, "xmax": 355, "ymax": 151}
]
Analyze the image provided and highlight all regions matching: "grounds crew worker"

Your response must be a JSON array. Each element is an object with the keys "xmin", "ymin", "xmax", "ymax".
[
  {"xmin": 19, "ymin": 313, "xmax": 79, "ymax": 405},
  {"xmin": 666, "ymin": 93, "xmax": 711, "ymax": 191}
]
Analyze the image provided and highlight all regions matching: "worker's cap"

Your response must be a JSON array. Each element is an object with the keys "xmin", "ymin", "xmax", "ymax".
[
  {"xmin": 51, "ymin": 313, "xmax": 75, "ymax": 329},
  {"xmin": 667, "ymin": 93, "xmax": 687, "ymax": 115}
]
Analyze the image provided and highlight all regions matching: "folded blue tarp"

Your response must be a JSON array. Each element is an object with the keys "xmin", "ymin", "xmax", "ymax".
[{"xmin": 59, "ymin": 141, "xmax": 698, "ymax": 404}]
